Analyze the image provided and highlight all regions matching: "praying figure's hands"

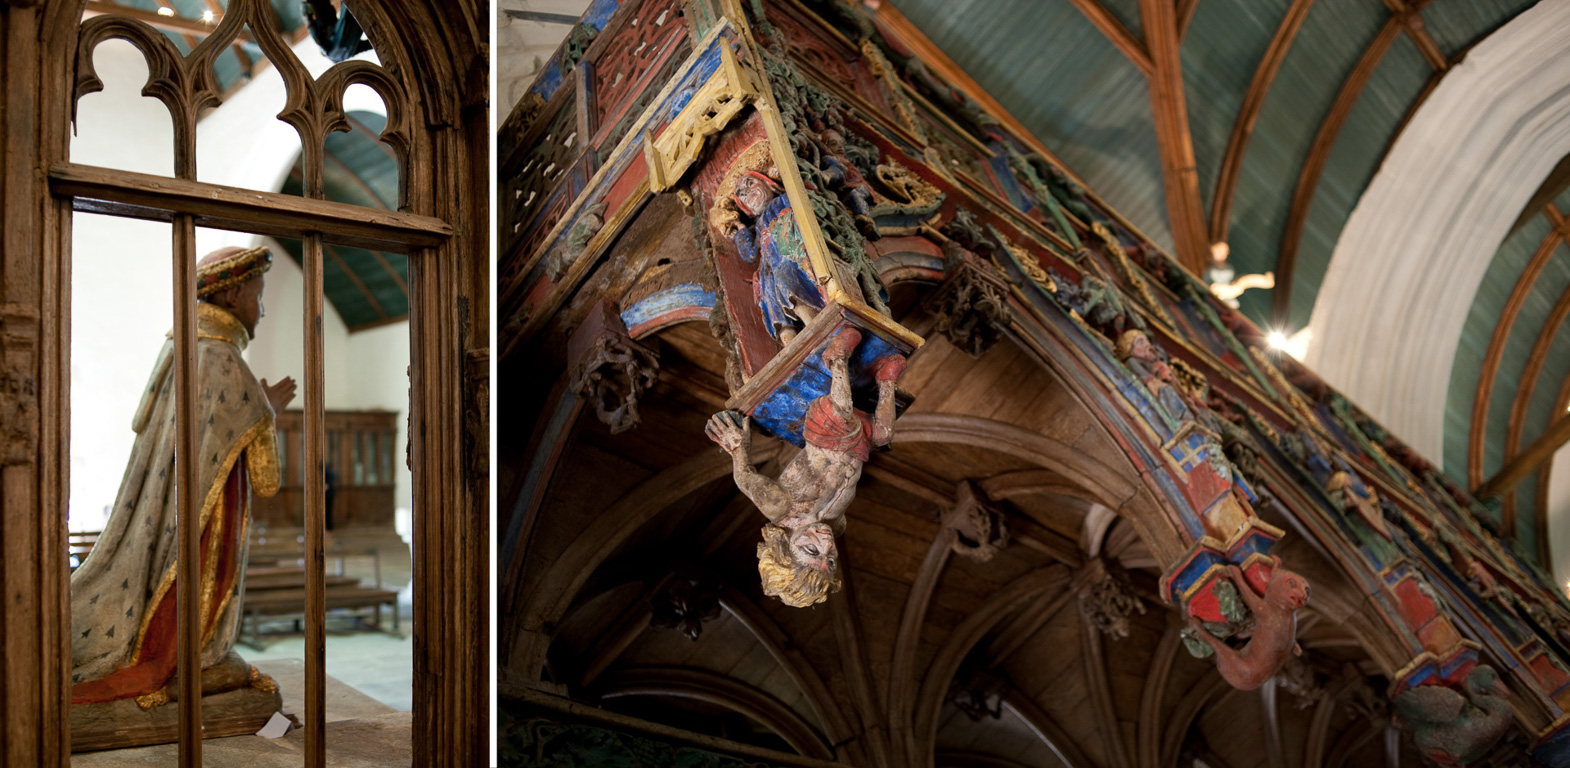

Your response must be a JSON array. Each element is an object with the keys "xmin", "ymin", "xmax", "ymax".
[
  {"xmin": 705, "ymin": 410, "xmax": 751, "ymax": 459},
  {"xmin": 261, "ymin": 376, "xmax": 298, "ymax": 414}
]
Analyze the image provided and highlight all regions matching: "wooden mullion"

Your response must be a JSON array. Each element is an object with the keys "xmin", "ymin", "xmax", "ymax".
[
  {"xmin": 172, "ymin": 213, "xmax": 202, "ymax": 768},
  {"xmin": 49, "ymin": 163, "xmax": 451, "ymax": 252},
  {"xmin": 303, "ymin": 232, "xmax": 328, "ymax": 768}
]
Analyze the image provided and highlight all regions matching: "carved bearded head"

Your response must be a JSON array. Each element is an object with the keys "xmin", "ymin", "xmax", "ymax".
[
  {"xmin": 757, "ymin": 523, "xmax": 841, "ymax": 607},
  {"xmin": 734, "ymin": 171, "xmax": 781, "ymax": 219}
]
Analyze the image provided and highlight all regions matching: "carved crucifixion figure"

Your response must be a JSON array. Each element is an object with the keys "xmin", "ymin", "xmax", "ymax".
[
  {"xmin": 705, "ymin": 327, "xmax": 904, "ymax": 607},
  {"xmin": 1186, "ymin": 555, "xmax": 1311, "ymax": 690}
]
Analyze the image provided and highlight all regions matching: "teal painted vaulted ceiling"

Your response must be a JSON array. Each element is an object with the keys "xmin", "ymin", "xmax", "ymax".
[{"xmin": 891, "ymin": 0, "xmax": 1565, "ymax": 561}]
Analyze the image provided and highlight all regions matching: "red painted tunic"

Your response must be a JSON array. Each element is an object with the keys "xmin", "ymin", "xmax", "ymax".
[{"xmin": 803, "ymin": 398, "xmax": 874, "ymax": 462}]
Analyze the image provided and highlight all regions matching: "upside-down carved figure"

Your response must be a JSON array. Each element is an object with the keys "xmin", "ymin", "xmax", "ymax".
[
  {"xmin": 705, "ymin": 327, "xmax": 904, "ymax": 607},
  {"xmin": 1392, "ymin": 665, "xmax": 1513, "ymax": 767},
  {"xmin": 1187, "ymin": 555, "xmax": 1311, "ymax": 690}
]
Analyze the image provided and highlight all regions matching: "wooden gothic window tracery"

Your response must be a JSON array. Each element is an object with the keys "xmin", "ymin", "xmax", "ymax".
[{"xmin": 60, "ymin": 1, "xmax": 448, "ymax": 766}]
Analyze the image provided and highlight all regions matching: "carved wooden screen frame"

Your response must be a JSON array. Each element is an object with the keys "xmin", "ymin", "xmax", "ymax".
[{"xmin": 0, "ymin": 0, "xmax": 487, "ymax": 766}]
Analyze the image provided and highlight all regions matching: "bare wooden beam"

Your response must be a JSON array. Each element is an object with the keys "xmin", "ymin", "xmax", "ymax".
[
  {"xmin": 1140, "ymin": 0, "xmax": 1211, "ymax": 275},
  {"xmin": 1177, "ymin": 0, "xmax": 1200, "ymax": 41},
  {"xmin": 1498, "ymin": 280, "xmax": 1570, "ymax": 530},
  {"xmin": 1468, "ymin": 214, "xmax": 1563, "ymax": 486},
  {"xmin": 1066, "ymin": 0, "xmax": 1155, "ymax": 76},
  {"xmin": 1209, "ymin": 0, "xmax": 1317, "ymax": 244},
  {"xmin": 49, "ymin": 162, "xmax": 451, "ymax": 252},
  {"xmin": 1479, "ymin": 412, "xmax": 1570, "ymax": 499},
  {"xmin": 82, "ymin": 1, "xmax": 254, "ymax": 43},
  {"xmin": 1273, "ymin": 17, "xmax": 1402, "ymax": 325}
]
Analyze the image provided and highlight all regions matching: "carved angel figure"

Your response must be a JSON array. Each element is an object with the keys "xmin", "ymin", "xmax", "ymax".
[
  {"xmin": 1186, "ymin": 556, "xmax": 1310, "ymax": 690},
  {"xmin": 1392, "ymin": 665, "xmax": 1513, "ymax": 766},
  {"xmin": 705, "ymin": 328, "xmax": 905, "ymax": 607}
]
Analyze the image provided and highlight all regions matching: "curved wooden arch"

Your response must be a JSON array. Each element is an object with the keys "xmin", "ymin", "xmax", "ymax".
[
  {"xmin": 597, "ymin": 666, "xmax": 836, "ymax": 760},
  {"xmin": 892, "ymin": 413, "xmax": 1136, "ymax": 511},
  {"xmin": 718, "ymin": 586, "xmax": 864, "ymax": 762},
  {"xmin": 910, "ymin": 565, "xmax": 1072, "ymax": 766},
  {"xmin": 888, "ymin": 522, "xmax": 956, "ymax": 766},
  {"xmin": 1500, "ymin": 280, "xmax": 1570, "ymax": 533},
  {"xmin": 1136, "ymin": 618, "xmax": 1183, "ymax": 768},
  {"xmin": 1273, "ymin": 16, "xmax": 1403, "ymax": 325},
  {"xmin": 1001, "ymin": 689, "xmax": 1096, "ymax": 768},
  {"xmin": 1208, "ymin": 0, "xmax": 1317, "ymax": 245},
  {"xmin": 510, "ymin": 444, "xmax": 781, "ymax": 680},
  {"xmin": 1159, "ymin": 671, "xmax": 1233, "ymax": 768},
  {"xmin": 934, "ymin": 750, "xmax": 1036, "ymax": 768},
  {"xmin": 1468, "ymin": 216, "xmax": 1563, "ymax": 488}
]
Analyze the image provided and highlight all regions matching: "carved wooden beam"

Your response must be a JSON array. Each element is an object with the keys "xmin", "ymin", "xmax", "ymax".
[
  {"xmin": 1272, "ymin": 17, "xmax": 1402, "ymax": 325},
  {"xmin": 1479, "ymin": 412, "xmax": 1570, "ymax": 500},
  {"xmin": 1468, "ymin": 211, "xmax": 1563, "ymax": 486},
  {"xmin": 1382, "ymin": 0, "xmax": 1447, "ymax": 71},
  {"xmin": 1209, "ymin": 0, "xmax": 1317, "ymax": 244},
  {"xmin": 1140, "ymin": 0, "xmax": 1211, "ymax": 276},
  {"xmin": 1065, "ymin": 0, "xmax": 1155, "ymax": 76}
]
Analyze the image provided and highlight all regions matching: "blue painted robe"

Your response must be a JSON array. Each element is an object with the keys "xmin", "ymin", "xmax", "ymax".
[{"xmin": 734, "ymin": 194, "xmax": 823, "ymax": 339}]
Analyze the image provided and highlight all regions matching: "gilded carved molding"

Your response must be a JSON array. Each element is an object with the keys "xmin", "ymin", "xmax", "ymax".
[{"xmin": 644, "ymin": 43, "xmax": 762, "ymax": 193}]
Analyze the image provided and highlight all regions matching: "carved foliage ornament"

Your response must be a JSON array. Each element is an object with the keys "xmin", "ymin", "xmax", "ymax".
[
  {"xmin": 929, "ymin": 244, "xmax": 1012, "ymax": 359},
  {"xmin": 0, "ymin": 307, "xmax": 38, "ymax": 465},
  {"xmin": 1074, "ymin": 557, "xmax": 1147, "ymax": 639},
  {"xmin": 568, "ymin": 301, "xmax": 660, "ymax": 435}
]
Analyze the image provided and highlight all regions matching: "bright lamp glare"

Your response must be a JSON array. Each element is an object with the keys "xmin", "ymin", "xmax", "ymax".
[
  {"xmin": 1267, "ymin": 331, "xmax": 1289, "ymax": 350},
  {"xmin": 202, "ymin": 9, "xmax": 215, "ymax": 22},
  {"xmin": 156, "ymin": 6, "xmax": 176, "ymax": 16}
]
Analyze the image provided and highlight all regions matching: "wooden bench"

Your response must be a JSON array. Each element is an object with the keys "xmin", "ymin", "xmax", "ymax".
[
  {"xmin": 239, "ymin": 548, "xmax": 403, "ymax": 650},
  {"xmin": 68, "ymin": 530, "xmax": 101, "ymax": 572}
]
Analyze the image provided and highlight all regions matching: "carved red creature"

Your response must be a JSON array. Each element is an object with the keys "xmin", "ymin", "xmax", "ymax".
[{"xmin": 1188, "ymin": 555, "xmax": 1311, "ymax": 690}]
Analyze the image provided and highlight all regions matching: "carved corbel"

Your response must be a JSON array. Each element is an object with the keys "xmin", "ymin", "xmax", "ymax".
[
  {"xmin": 945, "ymin": 480, "xmax": 1008, "ymax": 561},
  {"xmin": 0, "ymin": 305, "xmax": 39, "ymax": 466},
  {"xmin": 649, "ymin": 565, "xmax": 722, "ymax": 641},
  {"xmin": 1391, "ymin": 664, "xmax": 1514, "ymax": 767},
  {"xmin": 567, "ymin": 299, "xmax": 660, "ymax": 434},
  {"xmin": 928, "ymin": 243, "xmax": 1012, "ymax": 358},
  {"xmin": 1074, "ymin": 556, "xmax": 1146, "ymax": 639}
]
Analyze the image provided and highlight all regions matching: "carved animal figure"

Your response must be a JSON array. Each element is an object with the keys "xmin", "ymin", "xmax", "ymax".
[
  {"xmin": 1392, "ymin": 665, "xmax": 1513, "ymax": 767},
  {"xmin": 1187, "ymin": 555, "xmax": 1310, "ymax": 690}
]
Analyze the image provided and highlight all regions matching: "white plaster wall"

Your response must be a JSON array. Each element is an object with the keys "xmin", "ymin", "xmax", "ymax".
[
  {"xmin": 1308, "ymin": 0, "xmax": 1570, "ymax": 464},
  {"xmin": 69, "ymin": 38, "xmax": 410, "ymax": 531}
]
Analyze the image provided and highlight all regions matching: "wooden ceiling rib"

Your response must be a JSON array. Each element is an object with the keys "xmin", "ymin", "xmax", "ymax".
[
  {"xmin": 1002, "ymin": 691, "xmax": 1096, "ymax": 768},
  {"xmin": 1175, "ymin": 0, "xmax": 1199, "ymax": 41},
  {"xmin": 1141, "ymin": 0, "xmax": 1210, "ymax": 275},
  {"xmin": 1467, "ymin": 209, "xmax": 1563, "ymax": 487},
  {"xmin": 324, "ymin": 242, "xmax": 387, "ymax": 321},
  {"xmin": 1496, "ymin": 284, "xmax": 1570, "ymax": 532},
  {"xmin": 1135, "ymin": 621, "xmax": 1182, "ymax": 768},
  {"xmin": 1080, "ymin": 619, "xmax": 1131, "ymax": 768},
  {"xmin": 1064, "ymin": 0, "xmax": 1154, "ymax": 76},
  {"xmin": 1272, "ymin": 16, "xmax": 1402, "ymax": 325},
  {"xmin": 1486, "ymin": 414, "xmax": 1570, "ymax": 506},
  {"xmin": 82, "ymin": 0, "xmax": 255, "ymax": 42},
  {"xmin": 1207, "ymin": 0, "xmax": 1316, "ymax": 245}
]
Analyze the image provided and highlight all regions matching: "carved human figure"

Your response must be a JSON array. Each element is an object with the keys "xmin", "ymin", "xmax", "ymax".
[
  {"xmin": 1116, "ymin": 328, "xmax": 1194, "ymax": 421},
  {"xmin": 1392, "ymin": 665, "xmax": 1513, "ymax": 766},
  {"xmin": 1204, "ymin": 241, "xmax": 1275, "ymax": 309},
  {"xmin": 70, "ymin": 246, "xmax": 296, "ymax": 707},
  {"xmin": 704, "ymin": 327, "xmax": 905, "ymax": 607},
  {"xmin": 814, "ymin": 126, "xmax": 878, "ymax": 236},
  {"xmin": 729, "ymin": 170, "xmax": 824, "ymax": 345},
  {"xmin": 1187, "ymin": 556, "xmax": 1311, "ymax": 690}
]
